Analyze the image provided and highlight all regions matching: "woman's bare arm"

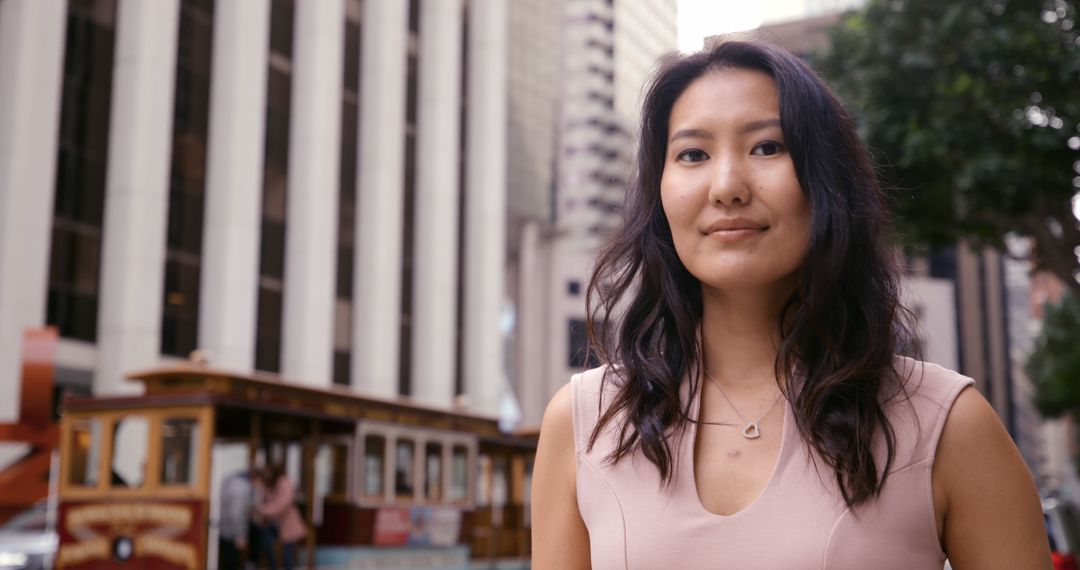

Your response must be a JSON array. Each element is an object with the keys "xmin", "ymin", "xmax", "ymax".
[
  {"xmin": 935, "ymin": 387, "xmax": 1052, "ymax": 569},
  {"xmin": 531, "ymin": 383, "xmax": 592, "ymax": 569}
]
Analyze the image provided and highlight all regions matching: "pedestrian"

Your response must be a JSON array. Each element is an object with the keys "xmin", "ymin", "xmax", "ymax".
[
  {"xmin": 218, "ymin": 468, "xmax": 253, "ymax": 569},
  {"xmin": 250, "ymin": 466, "xmax": 275, "ymax": 569},
  {"xmin": 531, "ymin": 40, "xmax": 1051, "ymax": 568},
  {"xmin": 255, "ymin": 463, "xmax": 306, "ymax": 570}
]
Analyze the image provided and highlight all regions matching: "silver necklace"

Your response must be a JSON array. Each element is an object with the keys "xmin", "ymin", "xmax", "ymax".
[{"xmin": 704, "ymin": 371, "xmax": 783, "ymax": 440}]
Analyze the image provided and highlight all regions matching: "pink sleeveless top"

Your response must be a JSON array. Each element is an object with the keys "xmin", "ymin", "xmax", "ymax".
[{"xmin": 570, "ymin": 357, "xmax": 973, "ymax": 569}]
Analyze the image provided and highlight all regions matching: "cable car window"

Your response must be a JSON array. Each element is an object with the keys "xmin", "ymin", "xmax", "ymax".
[
  {"xmin": 425, "ymin": 442, "xmax": 442, "ymax": 501},
  {"xmin": 450, "ymin": 445, "xmax": 468, "ymax": 502},
  {"xmin": 111, "ymin": 415, "xmax": 149, "ymax": 488},
  {"xmin": 160, "ymin": 418, "xmax": 199, "ymax": 485},
  {"xmin": 394, "ymin": 439, "xmax": 415, "ymax": 498},
  {"xmin": 363, "ymin": 434, "xmax": 385, "ymax": 498},
  {"xmin": 68, "ymin": 417, "xmax": 102, "ymax": 487}
]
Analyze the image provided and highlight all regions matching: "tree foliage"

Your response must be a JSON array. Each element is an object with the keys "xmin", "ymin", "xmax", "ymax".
[
  {"xmin": 816, "ymin": 0, "xmax": 1080, "ymax": 295},
  {"xmin": 1029, "ymin": 292, "xmax": 1080, "ymax": 417}
]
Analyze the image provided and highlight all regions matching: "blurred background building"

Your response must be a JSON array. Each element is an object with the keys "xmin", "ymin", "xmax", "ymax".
[
  {"xmin": 516, "ymin": 0, "xmax": 677, "ymax": 426},
  {"xmin": 0, "ymin": 0, "xmax": 677, "ymax": 476}
]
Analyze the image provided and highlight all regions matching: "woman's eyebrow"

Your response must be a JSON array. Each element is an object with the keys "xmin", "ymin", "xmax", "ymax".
[
  {"xmin": 739, "ymin": 118, "xmax": 781, "ymax": 134},
  {"xmin": 669, "ymin": 119, "xmax": 781, "ymax": 143},
  {"xmin": 668, "ymin": 128, "xmax": 713, "ymax": 143}
]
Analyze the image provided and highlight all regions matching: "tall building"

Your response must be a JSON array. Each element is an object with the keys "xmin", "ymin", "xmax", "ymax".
[
  {"xmin": 506, "ymin": 0, "xmax": 562, "ymax": 430},
  {"xmin": 0, "ymin": 3, "xmax": 681, "ymax": 556},
  {"xmin": 0, "ymin": 0, "xmax": 680, "ymax": 456},
  {"xmin": 0, "ymin": 0, "xmax": 529, "ymax": 475},
  {"xmin": 513, "ymin": 0, "xmax": 678, "ymax": 427}
]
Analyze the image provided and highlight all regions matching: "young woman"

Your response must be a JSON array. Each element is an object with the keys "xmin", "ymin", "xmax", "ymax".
[{"xmin": 531, "ymin": 40, "xmax": 1050, "ymax": 569}]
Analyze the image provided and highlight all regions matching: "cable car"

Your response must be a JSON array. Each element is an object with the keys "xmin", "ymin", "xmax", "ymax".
[{"xmin": 55, "ymin": 364, "xmax": 535, "ymax": 569}]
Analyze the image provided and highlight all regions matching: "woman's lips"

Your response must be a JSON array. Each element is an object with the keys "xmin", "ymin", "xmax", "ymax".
[{"xmin": 705, "ymin": 227, "xmax": 766, "ymax": 242}]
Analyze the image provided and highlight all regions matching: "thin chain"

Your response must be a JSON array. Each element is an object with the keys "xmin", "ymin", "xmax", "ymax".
[
  {"xmin": 697, "ymin": 418, "xmax": 740, "ymax": 428},
  {"xmin": 703, "ymin": 370, "xmax": 783, "ymax": 430}
]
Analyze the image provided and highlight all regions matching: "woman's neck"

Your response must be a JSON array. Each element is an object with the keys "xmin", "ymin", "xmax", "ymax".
[{"xmin": 699, "ymin": 285, "xmax": 791, "ymax": 391}]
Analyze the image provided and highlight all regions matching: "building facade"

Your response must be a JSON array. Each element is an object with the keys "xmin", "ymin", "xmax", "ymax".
[
  {"xmin": 0, "ymin": 0, "xmax": 680, "ymax": 455},
  {"xmin": 0, "ymin": 0, "xmax": 521, "ymax": 448},
  {"xmin": 511, "ymin": 0, "xmax": 677, "ymax": 427}
]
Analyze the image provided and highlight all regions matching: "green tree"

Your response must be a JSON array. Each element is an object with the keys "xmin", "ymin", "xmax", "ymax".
[
  {"xmin": 1028, "ymin": 292, "xmax": 1080, "ymax": 417},
  {"xmin": 816, "ymin": 0, "xmax": 1080, "ymax": 295}
]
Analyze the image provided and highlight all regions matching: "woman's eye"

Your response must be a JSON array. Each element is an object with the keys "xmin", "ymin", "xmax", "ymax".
[
  {"xmin": 751, "ymin": 141, "xmax": 784, "ymax": 156},
  {"xmin": 676, "ymin": 149, "xmax": 709, "ymax": 163}
]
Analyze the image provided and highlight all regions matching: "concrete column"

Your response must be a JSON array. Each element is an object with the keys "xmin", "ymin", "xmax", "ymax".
[
  {"xmin": 515, "ymin": 222, "xmax": 546, "ymax": 427},
  {"xmin": 354, "ymin": 0, "xmax": 409, "ymax": 398},
  {"xmin": 281, "ymin": 0, "xmax": 344, "ymax": 386},
  {"xmin": 956, "ymin": 242, "xmax": 986, "ymax": 384},
  {"xmin": 0, "ymin": 0, "xmax": 65, "ymax": 430},
  {"xmin": 199, "ymin": 0, "xmax": 271, "ymax": 371},
  {"xmin": 410, "ymin": 0, "xmax": 463, "ymax": 407},
  {"xmin": 95, "ymin": 0, "xmax": 181, "ymax": 394},
  {"xmin": 956, "ymin": 242, "xmax": 1013, "ymax": 428},
  {"xmin": 463, "ymin": 0, "xmax": 508, "ymax": 416},
  {"xmin": 983, "ymin": 248, "xmax": 1013, "ymax": 432}
]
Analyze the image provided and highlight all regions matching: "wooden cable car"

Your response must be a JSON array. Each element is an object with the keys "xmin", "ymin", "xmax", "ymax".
[{"xmin": 54, "ymin": 364, "xmax": 536, "ymax": 569}]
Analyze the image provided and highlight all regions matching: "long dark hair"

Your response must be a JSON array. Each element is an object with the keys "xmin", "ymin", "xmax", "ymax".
[{"xmin": 585, "ymin": 40, "xmax": 916, "ymax": 508}]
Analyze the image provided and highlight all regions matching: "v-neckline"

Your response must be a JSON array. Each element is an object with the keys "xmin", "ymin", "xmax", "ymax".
[{"xmin": 683, "ymin": 379, "xmax": 792, "ymax": 519}]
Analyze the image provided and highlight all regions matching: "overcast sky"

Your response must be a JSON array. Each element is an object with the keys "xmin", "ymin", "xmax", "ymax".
[{"xmin": 677, "ymin": 0, "xmax": 807, "ymax": 52}]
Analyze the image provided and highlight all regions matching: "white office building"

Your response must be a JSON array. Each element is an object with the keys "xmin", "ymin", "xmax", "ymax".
[
  {"xmin": 0, "ymin": 0, "xmax": 522, "ymax": 441},
  {"xmin": 513, "ymin": 0, "xmax": 677, "ymax": 427}
]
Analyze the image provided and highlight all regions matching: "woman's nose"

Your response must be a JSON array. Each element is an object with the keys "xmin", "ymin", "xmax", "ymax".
[{"xmin": 706, "ymin": 157, "xmax": 752, "ymax": 207}]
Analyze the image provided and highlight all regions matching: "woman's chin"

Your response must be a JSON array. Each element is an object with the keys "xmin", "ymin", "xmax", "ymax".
[{"xmin": 695, "ymin": 270, "xmax": 800, "ymax": 297}]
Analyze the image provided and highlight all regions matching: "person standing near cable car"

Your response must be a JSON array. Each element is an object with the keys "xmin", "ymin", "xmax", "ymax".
[
  {"xmin": 219, "ymin": 468, "xmax": 254, "ymax": 569},
  {"xmin": 255, "ymin": 463, "xmax": 306, "ymax": 570}
]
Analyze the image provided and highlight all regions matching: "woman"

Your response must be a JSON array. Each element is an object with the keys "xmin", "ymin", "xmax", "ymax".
[
  {"xmin": 255, "ymin": 463, "xmax": 306, "ymax": 570},
  {"xmin": 531, "ymin": 40, "xmax": 1050, "ymax": 569}
]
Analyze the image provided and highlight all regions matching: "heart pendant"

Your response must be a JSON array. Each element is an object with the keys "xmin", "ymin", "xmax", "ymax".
[{"xmin": 742, "ymin": 422, "xmax": 761, "ymax": 439}]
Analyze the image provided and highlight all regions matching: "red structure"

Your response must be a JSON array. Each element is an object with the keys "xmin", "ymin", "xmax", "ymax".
[{"xmin": 0, "ymin": 328, "xmax": 59, "ymax": 524}]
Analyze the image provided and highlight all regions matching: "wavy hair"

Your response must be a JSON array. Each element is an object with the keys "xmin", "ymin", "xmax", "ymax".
[{"xmin": 585, "ymin": 40, "xmax": 916, "ymax": 508}]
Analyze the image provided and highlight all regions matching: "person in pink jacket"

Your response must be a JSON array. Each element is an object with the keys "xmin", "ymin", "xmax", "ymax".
[{"xmin": 255, "ymin": 463, "xmax": 306, "ymax": 570}]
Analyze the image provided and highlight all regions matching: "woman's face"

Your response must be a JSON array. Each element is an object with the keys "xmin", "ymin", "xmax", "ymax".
[{"xmin": 660, "ymin": 67, "xmax": 811, "ymax": 294}]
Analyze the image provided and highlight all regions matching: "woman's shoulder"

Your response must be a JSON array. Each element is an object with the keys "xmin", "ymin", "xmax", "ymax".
[
  {"xmin": 885, "ymin": 356, "xmax": 976, "ymax": 468},
  {"xmin": 571, "ymin": 364, "xmax": 621, "ymax": 392},
  {"xmin": 892, "ymin": 356, "xmax": 975, "ymax": 407},
  {"xmin": 546, "ymin": 365, "xmax": 622, "ymax": 455},
  {"xmin": 891, "ymin": 357, "xmax": 1008, "ymax": 460}
]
